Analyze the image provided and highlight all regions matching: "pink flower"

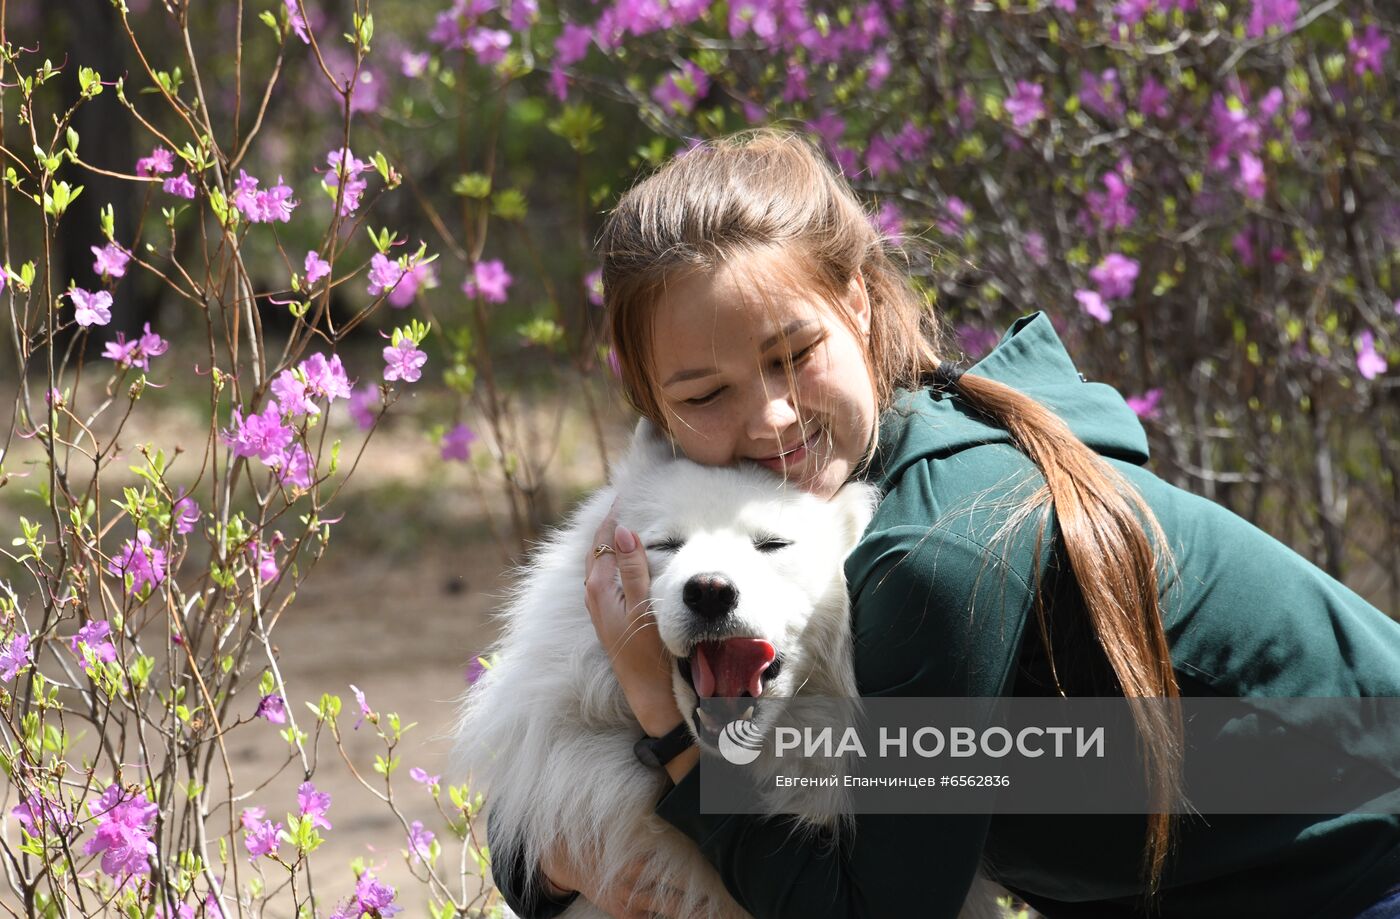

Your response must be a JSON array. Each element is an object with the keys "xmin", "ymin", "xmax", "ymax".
[
  {"xmin": 864, "ymin": 135, "xmax": 901, "ymax": 178},
  {"xmin": 241, "ymin": 808, "xmax": 282, "ymax": 859},
  {"xmin": 103, "ymin": 323, "xmax": 168, "ymax": 371},
  {"xmin": 271, "ymin": 371, "xmax": 318, "ymax": 417},
  {"xmin": 298, "ymin": 781, "xmax": 332, "ymax": 830},
  {"xmin": 1090, "ymin": 253, "xmax": 1140, "ymax": 301},
  {"xmin": 284, "ymin": 0, "xmax": 310, "ymax": 43},
  {"xmin": 271, "ymin": 443, "xmax": 314, "ymax": 489},
  {"xmin": 652, "ymin": 61, "xmax": 710, "ymax": 116},
  {"xmin": 106, "ymin": 530, "xmax": 168, "ymax": 596},
  {"xmin": 304, "ymin": 251, "xmax": 331, "ymax": 286},
  {"xmin": 936, "ymin": 197, "xmax": 971, "ymax": 238},
  {"xmin": 1349, "ymin": 24, "xmax": 1391, "ymax": 77},
  {"xmin": 348, "ymin": 383, "xmax": 378, "ymax": 430},
  {"xmin": 409, "ymin": 766, "xmax": 440, "ymax": 787},
  {"xmin": 1235, "ymin": 151, "xmax": 1266, "ymax": 200},
  {"xmin": 136, "ymin": 147, "xmax": 175, "ymax": 177},
  {"xmin": 871, "ymin": 201, "xmax": 905, "ymax": 243},
  {"xmin": 466, "ymin": 27, "xmax": 511, "ymax": 64},
  {"xmin": 1138, "ymin": 76, "xmax": 1172, "ymax": 120},
  {"xmin": 1, "ymin": 633, "xmax": 33, "ymax": 681},
  {"xmin": 1086, "ymin": 169, "xmax": 1137, "ymax": 232},
  {"xmin": 1357, "ymin": 331, "xmax": 1388, "ymax": 380},
  {"xmin": 585, "ymin": 268, "xmax": 604, "ymax": 306},
  {"xmin": 383, "ymin": 339, "xmax": 428, "ymax": 383},
  {"xmin": 11, "ymin": 790, "xmax": 70, "ymax": 837},
  {"xmin": 1246, "ymin": 0, "xmax": 1297, "ymax": 39},
  {"xmin": 350, "ymin": 683, "xmax": 372, "ymax": 729},
  {"xmin": 231, "ymin": 171, "xmax": 298, "ymax": 224},
  {"xmin": 84, "ymin": 784, "xmax": 158, "ymax": 879},
  {"xmin": 325, "ymin": 148, "xmax": 369, "ymax": 216},
  {"xmin": 102, "ymin": 334, "xmax": 140, "ymax": 369},
  {"xmin": 441, "ymin": 423, "xmax": 477, "ymax": 462},
  {"xmin": 1022, "ymin": 231, "xmax": 1049, "ymax": 267},
  {"xmin": 388, "ymin": 261, "xmax": 436, "ymax": 308},
  {"xmin": 461, "ymin": 260, "xmax": 512, "ymax": 303},
  {"xmin": 555, "ymin": 23, "xmax": 592, "ymax": 66},
  {"xmin": 1005, "ymin": 81, "xmax": 1045, "ymax": 130},
  {"xmin": 163, "ymin": 173, "xmax": 197, "ymax": 199},
  {"xmin": 1075, "ymin": 289, "xmax": 1112, "ymax": 324},
  {"xmin": 352, "ymin": 873, "xmax": 399, "ymax": 917},
  {"xmin": 507, "ymin": 0, "xmax": 538, "ymax": 30},
  {"xmin": 367, "ymin": 253, "xmax": 406, "ymax": 299},
  {"xmin": 302, "ymin": 352, "xmax": 352, "ymax": 402},
  {"xmin": 400, "ymin": 51, "xmax": 431, "ymax": 78},
  {"xmin": 1126, "ymin": 388, "xmax": 1163, "ymax": 419},
  {"xmin": 68, "ymin": 287, "xmax": 113, "ymax": 327},
  {"xmin": 465, "ymin": 655, "xmax": 488, "ymax": 685},
  {"xmin": 407, "ymin": 820, "xmax": 435, "ymax": 864},
  {"xmin": 1080, "ymin": 69, "xmax": 1123, "ymax": 121},
  {"xmin": 171, "ymin": 493, "xmax": 201, "ymax": 535},
  {"xmin": 70, "ymin": 620, "xmax": 118, "ymax": 663},
  {"xmin": 255, "ymin": 693, "xmax": 287, "ymax": 724},
  {"xmin": 225, "ymin": 402, "xmax": 294, "ymax": 462},
  {"xmin": 92, "ymin": 242, "xmax": 131, "ymax": 280},
  {"xmin": 250, "ymin": 541, "xmax": 280, "ymax": 583}
]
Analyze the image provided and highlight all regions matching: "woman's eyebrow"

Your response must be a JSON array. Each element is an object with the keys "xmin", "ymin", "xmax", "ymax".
[
  {"xmin": 663, "ymin": 366, "xmax": 718, "ymax": 385},
  {"xmin": 760, "ymin": 319, "xmax": 816, "ymax": 351}
]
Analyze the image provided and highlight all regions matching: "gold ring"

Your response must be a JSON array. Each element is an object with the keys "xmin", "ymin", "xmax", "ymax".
[{"xmin": 593, "ymin": 544, "xmax": 615, "ymax": 559}]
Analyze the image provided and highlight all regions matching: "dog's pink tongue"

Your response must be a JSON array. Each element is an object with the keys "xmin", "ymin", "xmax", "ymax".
[{"xmin": 693, "ymin": 639, "xmax": 776, "ymax": 699}]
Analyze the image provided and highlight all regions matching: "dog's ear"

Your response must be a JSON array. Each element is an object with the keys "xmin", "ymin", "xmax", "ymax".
[
  {"xmin": 830, "ymin": 482, "xmax": 880, "ymax": 549},
  {"xmin": 626, "ymin": 417, "xmax": 681, "ymax": 466}
]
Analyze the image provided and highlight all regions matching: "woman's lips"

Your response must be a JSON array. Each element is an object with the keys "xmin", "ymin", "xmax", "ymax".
[{"xmin": 754, "ymin": 434, "xmax": 816, "ymax": 474}]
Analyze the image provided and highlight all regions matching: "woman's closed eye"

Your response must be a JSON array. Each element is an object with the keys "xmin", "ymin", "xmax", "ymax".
[
  {"xmin": 773, "ymin": 340, "xmax": 818, "ymax": 370},
  {"xmin": 683, "ymin": 387, "xmax": 725, "ymax": 407}
]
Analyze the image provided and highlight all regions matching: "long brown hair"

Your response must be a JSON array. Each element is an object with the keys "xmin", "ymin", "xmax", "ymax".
[{"xmin": 598, "ymin": 128, "xmax": 1182, "ymax": 888}]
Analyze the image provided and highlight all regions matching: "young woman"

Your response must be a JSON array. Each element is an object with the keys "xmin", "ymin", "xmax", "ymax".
[{"xmin": 492, "ymin": 129, "xmax": 1400, "ymax": 919}]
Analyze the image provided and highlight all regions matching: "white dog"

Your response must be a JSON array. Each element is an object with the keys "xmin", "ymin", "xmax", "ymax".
[{"xmin": 453, "ymin": 422, "xmax": 1006, "ymax": 919}]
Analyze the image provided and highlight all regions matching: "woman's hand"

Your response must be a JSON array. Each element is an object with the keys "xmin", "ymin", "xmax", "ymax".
[{"xmin": 583, "ymin": 504, "xmax": 684, "ymax": 739}]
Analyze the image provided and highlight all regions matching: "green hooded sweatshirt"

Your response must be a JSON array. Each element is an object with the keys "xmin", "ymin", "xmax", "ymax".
[{"xmin": 653, "ymin": 312, "xmax": 1400, "ymax": 918}]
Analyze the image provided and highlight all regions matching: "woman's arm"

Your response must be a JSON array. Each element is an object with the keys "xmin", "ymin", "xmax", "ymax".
[{"xmin": 486, "ymin": 811, "xmax": 579, "ymax": 919}]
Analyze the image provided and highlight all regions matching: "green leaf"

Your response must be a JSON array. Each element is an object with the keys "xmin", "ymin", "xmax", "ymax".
[
  {"xmin": 547, "ymin": 103, "xmax": 604, "ymax": 155},
  {"xmin": 451, "ymin": 173, "xmax": 492, "ymax": 198},
  {"xmin": 491, "ymin": 188, "xmax": 527, "ymax": 221}
]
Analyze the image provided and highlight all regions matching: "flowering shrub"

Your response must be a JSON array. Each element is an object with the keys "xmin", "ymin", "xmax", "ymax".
[
  {"xmin": 2, "ymin": 0, "xmax": 1397, "ymax": 916},
  {"xmin": 0, "ymin": 5, "xmax": 503, "ymax": 916}
]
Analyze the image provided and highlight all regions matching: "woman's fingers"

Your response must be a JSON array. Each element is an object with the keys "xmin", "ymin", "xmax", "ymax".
[{"xmin": 612, "ymin": 523, "xmax": 654, "ymax": 645}]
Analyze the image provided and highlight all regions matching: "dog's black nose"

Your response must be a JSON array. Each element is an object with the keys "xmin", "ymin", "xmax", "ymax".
[{"xmin": 683, "ymin": 573, "xmax": 739, "ymax": 620}]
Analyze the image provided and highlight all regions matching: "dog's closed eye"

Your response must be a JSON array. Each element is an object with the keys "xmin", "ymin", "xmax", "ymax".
[
  {"xmin": 646, "ymin": 538, "xmax": 685, "ymax": 553},
  {"xmin": 753, "ymin": 535, "xmax": 792, "ymax": 553}
]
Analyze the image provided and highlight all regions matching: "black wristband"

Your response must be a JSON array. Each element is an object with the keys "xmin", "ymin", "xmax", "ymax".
[{"xmin": 633, "ymin": 721, "xmax": 696, "ymax": 768}]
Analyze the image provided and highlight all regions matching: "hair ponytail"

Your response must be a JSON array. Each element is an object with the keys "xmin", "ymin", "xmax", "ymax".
[{"xmin": 954, "ymin": 370, "xmax": 1183, "ymax": 891}]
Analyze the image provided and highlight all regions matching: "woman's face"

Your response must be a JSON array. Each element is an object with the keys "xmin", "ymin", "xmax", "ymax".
[{"xmin": 647, "ymin": 249, "xmax": 879, "ymax": 500}]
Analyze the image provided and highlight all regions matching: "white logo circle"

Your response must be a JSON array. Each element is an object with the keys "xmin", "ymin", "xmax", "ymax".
[{"xmin": 717, "ymin": 718, "xmax": 764, "ymax": 765}]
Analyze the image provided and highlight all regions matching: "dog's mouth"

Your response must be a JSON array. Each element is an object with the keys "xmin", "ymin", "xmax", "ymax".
[{"xmin": 677, "ymin": 638, "xmax": 784, "ymax": 743}]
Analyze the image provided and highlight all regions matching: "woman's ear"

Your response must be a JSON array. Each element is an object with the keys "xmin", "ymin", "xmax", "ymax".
[{"xmin": 849, "ymin": 270, "xmax": 872, "ymax": 336}]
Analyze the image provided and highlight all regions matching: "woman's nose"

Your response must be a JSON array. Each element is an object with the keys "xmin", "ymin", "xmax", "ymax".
[{"xmin": 746, "ymin": 391, "xmax": 799, "ymax": 441}]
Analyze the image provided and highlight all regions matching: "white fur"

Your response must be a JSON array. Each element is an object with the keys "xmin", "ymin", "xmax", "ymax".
[{"xmin": 453, "ymin": 422, "xmax": 1008, "ymax": 919}]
